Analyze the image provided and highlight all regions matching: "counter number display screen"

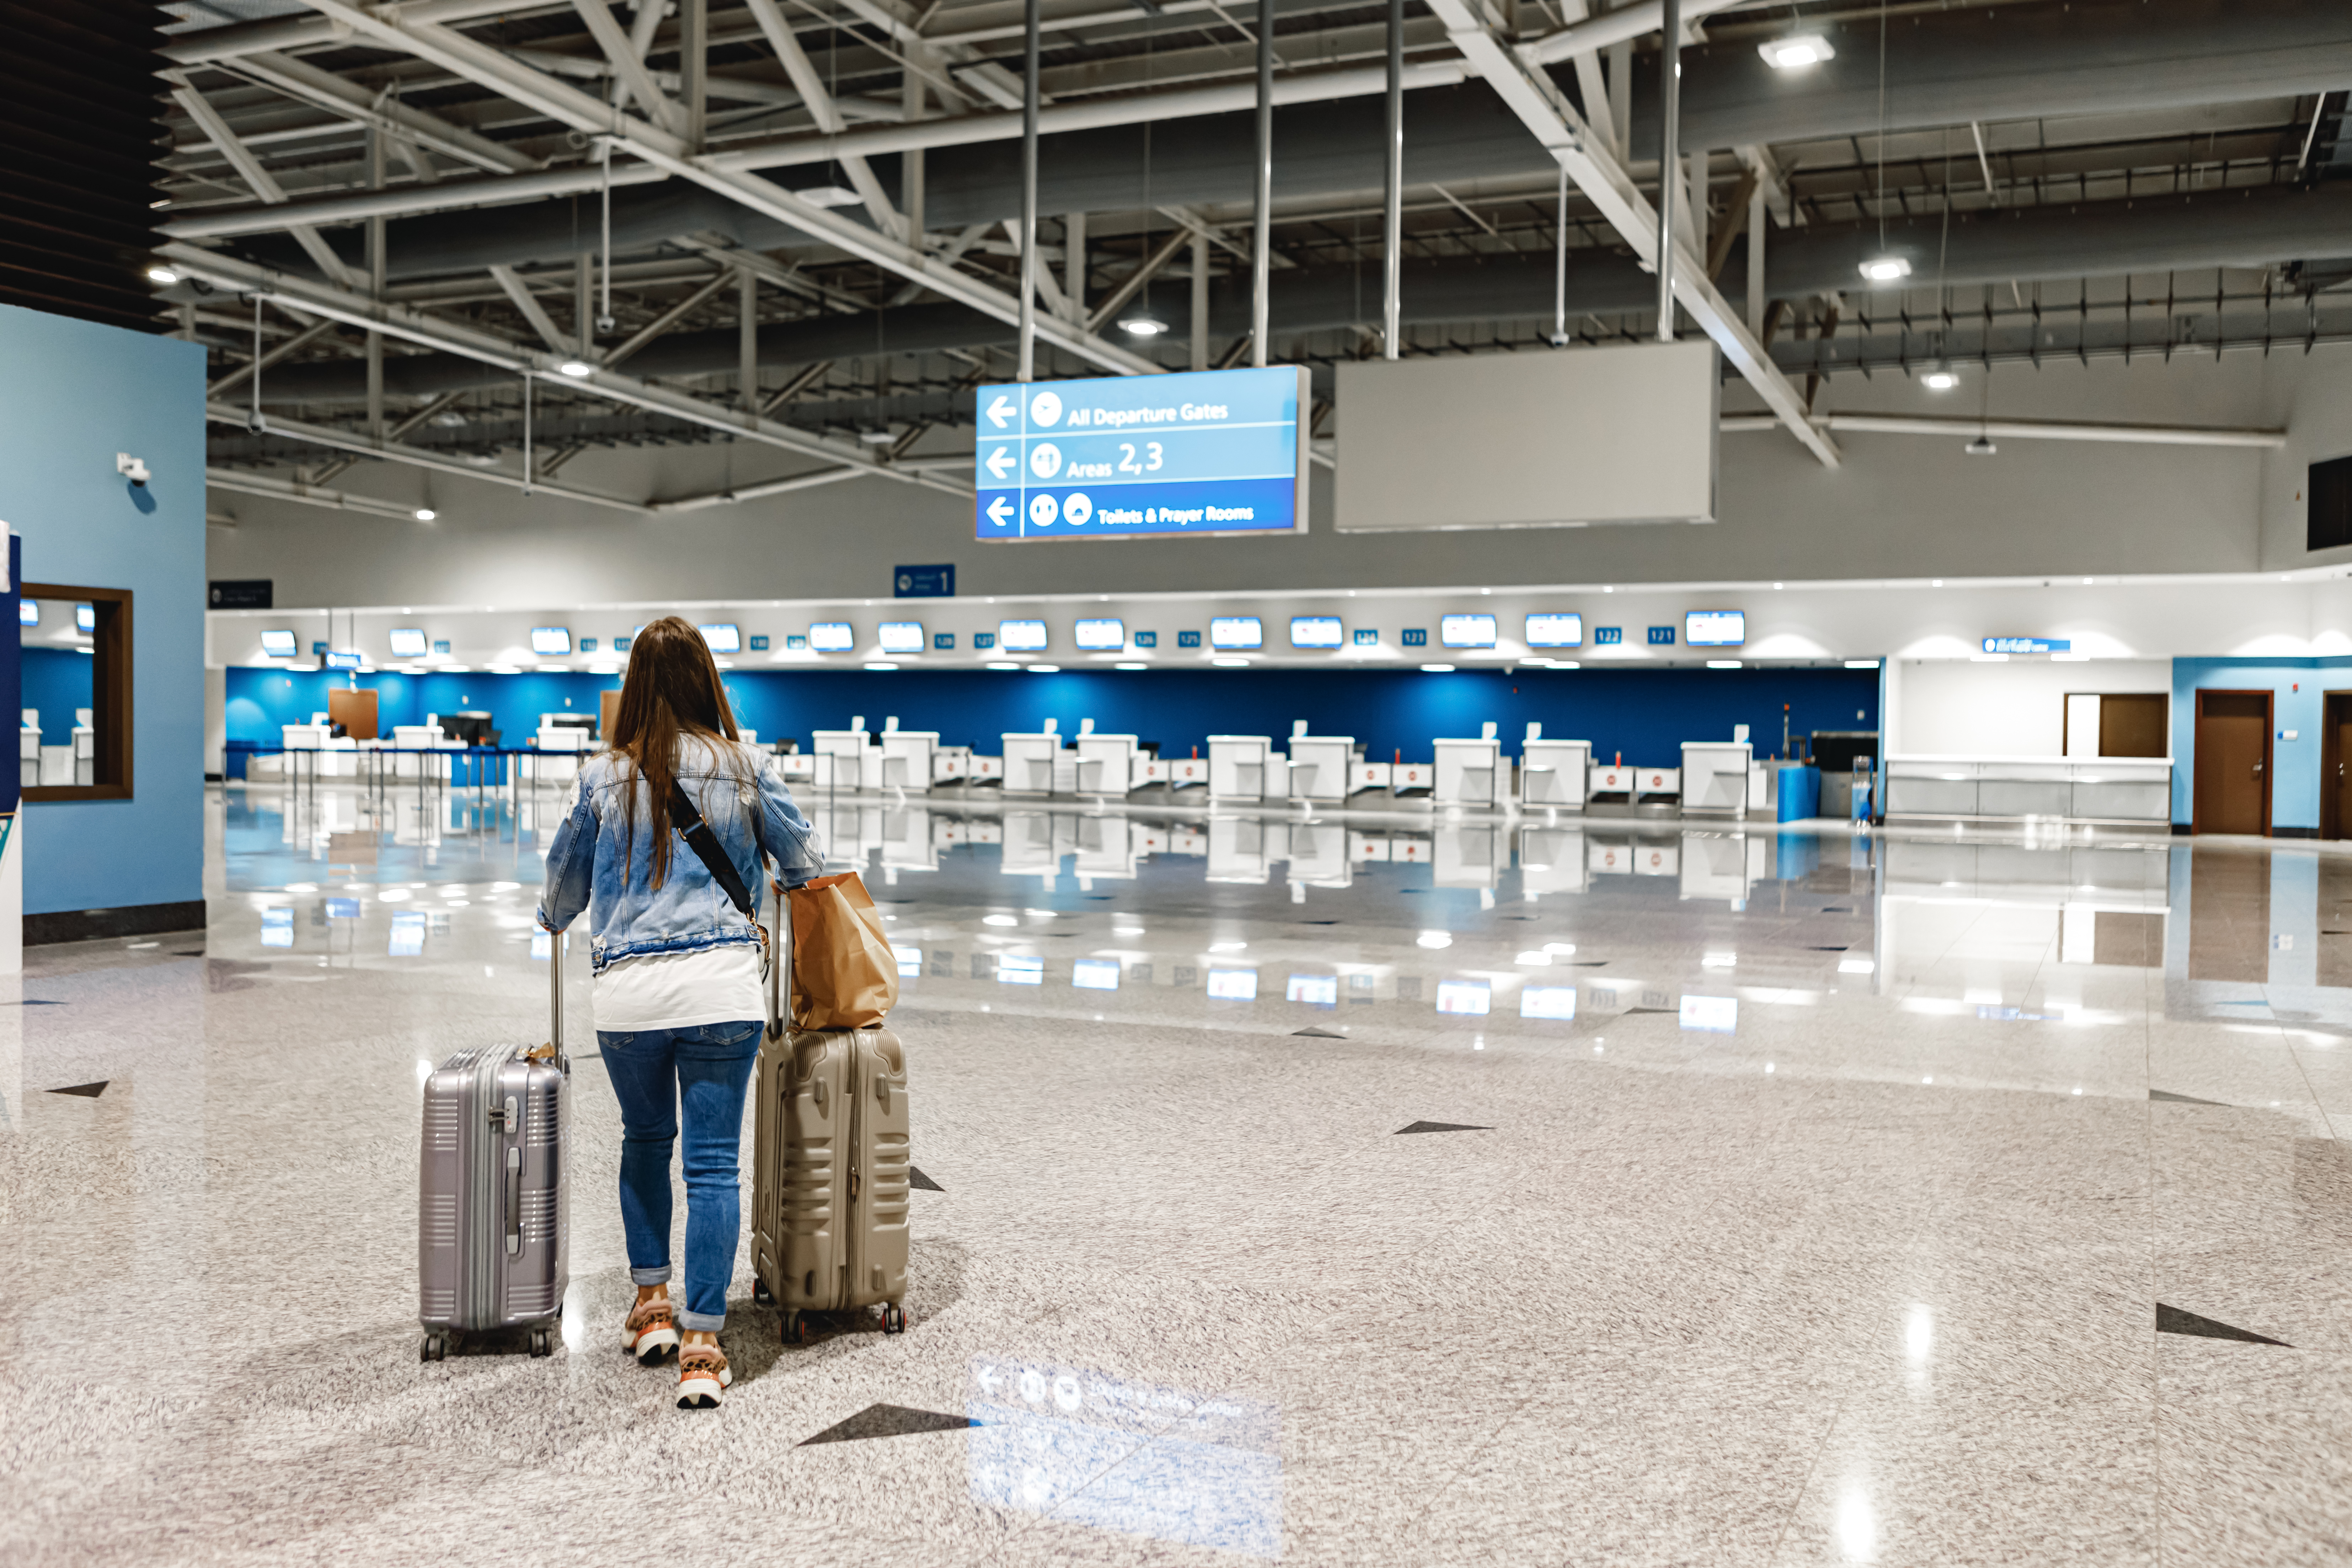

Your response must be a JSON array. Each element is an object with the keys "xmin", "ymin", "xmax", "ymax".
[
  {"xmin": 1074, "ymin": 618, "xmax": 1126, "ymax": 651},
  {"xmin": 1685, "ymin": 611, "xmax": 1745, "ymax": 647},
  {"xmin": 324, "ymin": 650, "xmax": 362, "ymax": 671},
  {"xmin": 877, "ymin": 621, "xmax": 925, "ymax": 655},
  {"xmin": 999, "ymin": 620, "xmax": 1049, "ymax": 652},
  {"xmin": 259, "ymin": 629, "xmax": 296, "ymax": 658},
  {"xmin": 808, "ymin": 622, "xmax": 854, "ymax": 653},
  {"xmin": 1209, "ymin": 616, "xmax": 1263, "ymax": 650},
  {"xmin": 387, "ymin": 628, "xmax": 428, "ymax": 658},
  {"xmin": 75, "ymin": 604, "xmax": 95, "ymax": 633},
  {"xmin": 1525, "ymin": 613, "xmax": 1583, "ymax": 648},
  {"xmin": 529, "ymin": 626, "xmax": 572, "ymax": 656},
  {"xmin": 1440, "ymin": 614, "xmax": 1497, "ymax": 648},
  {"xmin": 1290, "ymin": 616, "xmax": 1342, "ymax": 648},
  {"xmin": 698, "ymin": 622, "xmax": 742, "ymax": 653},
  {"xmin": 17, "ymin": 600, "xmax": 35, "ymax": 627}
]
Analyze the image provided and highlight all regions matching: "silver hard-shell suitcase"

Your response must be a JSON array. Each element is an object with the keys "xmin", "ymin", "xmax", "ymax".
[
  {"xmin": 748, "ymin": 887, "xmax": 912, "ymax": 1342},
  {"xmin": 418, "ymin": 945, "xmax": 571, "ymax": 1361}
]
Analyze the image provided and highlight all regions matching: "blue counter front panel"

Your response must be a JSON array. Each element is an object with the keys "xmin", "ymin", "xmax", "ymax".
[{"xmin": 974, "ymin": 366, "xmax": 1310, "ymax": 541}]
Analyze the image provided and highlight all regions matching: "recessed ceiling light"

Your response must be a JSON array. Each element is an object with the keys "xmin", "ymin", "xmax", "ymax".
[
  {"xmin": 863, "ymin": 660, "xmax": 899, "ymax": 670},
  {"xmin": 414, "ymin": 508, "xmax": 436, "ymax": 521},
  {"xmin": 1419, "ymin": 663, "xmax": 1456, "ymax": 673},
  {"xmin": 145, "ymin": 265, "xmax": 179, "ymax": 285},
  {"xmin": 1211, "ymin": 656, "xmax": 1249, "ymax": 667},
  {"xmin": 1026, "ymin": 663, "xmax": 1060, "ymax": 673},
  {"xmin": 1859, "ymin": 256, "xmax": 1912, "ymax": 283},
  {"xmin": 1758, "ymin": 34, "xmax": 1834, "ymax": 69},
  {"xmin": 1707, "ymin": 659, "xmax": 1742, "ymax": 669},
  {"xmin": 985, "ymin": 660, "xmax": 1020, "ymax": 670},
  {"xmin": 1114, "ymin": 661, "xmax": 1148, "ymax": 670},
  {"xmin": 1922, "ymin": 370, "xmax": 1958, "ymax": 390}
]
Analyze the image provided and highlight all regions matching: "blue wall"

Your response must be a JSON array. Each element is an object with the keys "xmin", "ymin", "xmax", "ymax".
[
  {"xmin": 2170, "ymin": 656, "xmax": 2352, "ymax": 831},
  {"xmin": 0, "ymin": 305, "xmax": 207, "ymax": 915},
  {"xmin": 229, "ymin": 664, "xmax": 1877, "ymax": 767},
  {"xmin": 21, "ymin": 647, "xmax": 93, "ymax": 740}
]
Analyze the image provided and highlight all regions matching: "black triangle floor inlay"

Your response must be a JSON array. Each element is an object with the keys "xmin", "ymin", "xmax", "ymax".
[
  {"xmin": 2151, "ymin": 1089, "xmax": 2229, "ymax": 1106},
  {"xmin": 48, "ymin": 1081, "xmax": 107, "ymax": 1098},
  {"xmin": 1395, "ymin": 1120, "xmax": 1491, "ymax": 1135},
  {"xmin": 909, "ymin": 1166, "xmax": 944, "ymax": 1192},
  {"xmin": 799, "ymin": 1403, "xmax": 977, "ymax": 1445},
  {"xmin": 1293, "ymin": 1027, "xmax": 1347, "ymax": 1038},
  {"xmin": 2156, "ymin": 1303, "xmax": 2289, "ymax": 1346}
]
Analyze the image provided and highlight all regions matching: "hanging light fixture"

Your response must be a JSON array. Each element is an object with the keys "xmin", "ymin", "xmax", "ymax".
[
  {"xmin": 1922, "ymin": 368, "xmax": 1958, "ymax": 391},
  {"xmin": 1858, "ymin": 255, "xmax": 1911, "ymax": 283},
  {"xmin": 1118, "ymin": 311, "xmax": 1170, "ymax": 337},
  {"xmin": 1758, "ymin": 35, "xmax": 1834, "ymax": 69}
]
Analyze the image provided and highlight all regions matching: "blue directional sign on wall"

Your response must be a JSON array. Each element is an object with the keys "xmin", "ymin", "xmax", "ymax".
[{"xmin": 974, "ymin": 366, "xmax": 1311, "ymax": 541}]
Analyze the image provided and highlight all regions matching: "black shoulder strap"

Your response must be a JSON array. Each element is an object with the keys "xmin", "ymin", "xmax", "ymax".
[{"xmin": 668, "ymin": 776, "xmax": 755, "ymax": 919}]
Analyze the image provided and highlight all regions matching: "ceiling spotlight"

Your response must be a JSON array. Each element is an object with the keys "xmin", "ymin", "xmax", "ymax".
[
  {"xmin": 859, "ymin": 428, "xmax": 896, "ymax": 444},
  {"xmin": 1965, "ymin": 435, "xmax": 1998, "ymax": 456},
  {"xmin": 1858, "ymin": 255, "xmax": 1912, "ymax": 283},
  {"xmin": 1922, "ymin": 370, "xmax": 1958, "ymax": 390},
  {"xmin": 556, "ymin": 359, "xmax": 594, "ymax": 378},
  {"xmin": 144, "ymin": 264, "xmax": 179, "ymax": 285},
  {"xmin": 1758, "ymin": 34, "xmax": 1834, "ymax": 69},
  {"xmin": 1118, "ymin": 312, "xmax": 1170, "ymax": 337},
  {"xmin": 1419, "ymin": 663, "xmax": 1456, "ymax": 673},
  {"xmin": 413, "ymin": 507, "xmax": 437, "ymax": 521}
]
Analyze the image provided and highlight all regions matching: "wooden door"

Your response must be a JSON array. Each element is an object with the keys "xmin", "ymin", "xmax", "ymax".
[
  {"xmin": 2097, "ymin": 694, "xmax": 2168, "ymax": 758},
  {"xmin": 2326, "ymin": 693, "xmax": 2352, "ymax": 841},
  {"xmin": 2193, "ymin": 690, "xmax": 2270, "ymax": 835}
]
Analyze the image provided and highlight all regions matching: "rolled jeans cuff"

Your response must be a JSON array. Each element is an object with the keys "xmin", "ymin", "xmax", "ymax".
[
  {"xmin": 630, "ymin": 1265, "xmax": 673, "ymax": 1287},
  {"xmin": 677, "ymin": 1309, "xmax": 725, "ymax": 1332}
]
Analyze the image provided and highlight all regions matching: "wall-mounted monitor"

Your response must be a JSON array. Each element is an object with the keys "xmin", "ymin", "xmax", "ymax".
[
  {"xmin": 1525, "ymin": 612, "xmax": 1583, "ymax": 648},
  {"xmin": 17, "ymin": 600, "xmax": 35, "ymax": 628},
  {"xmin": 259, "ymin": 629, "xmax": 297, "ymax": 658},
  {"xmin": 1440, "ymin": 613, "xmax": 1497, "ymax": 648},
  {"xmin": 1074, "ymin": 617, "xmax": 1126, "ymax": 651},
  {"xmin": 1685, "ymin": 610, "xmax": 1745, "ymax": 647},
  {"xmin": 877, "ymin": 621, "xmax": 925, "ymax": 655},
  {"xmin": 999, "ymin": 619, "xmax": 1049, "ymax": 652},
  {"xmin": 529, "ymin": 626, "xmax": 571, "ymax": 655},
  {"xmin": 1290, "ymin": 616, "xmax": 1343, "ymax": 649},
  {"xmin": 387, "ymin": 628, "xmax": 428, "ymax": 658},
  {"xmin": 809, "ymin": 622, "xmax": 855, "ymax": 653},
  {"xmin": 1209, "ymin": 616, "xmax": 1263, "ymax": 650},
  {"xmin": 74, "ymin": 604, "xmax": 95, "ymax": 634},
  {"xmin": 698, "ymin": 622, "xmax": 742, "ymax": 653},
  {"xmin": 324, "ymin": 650, "xmax": 363, "ymax": 671}
]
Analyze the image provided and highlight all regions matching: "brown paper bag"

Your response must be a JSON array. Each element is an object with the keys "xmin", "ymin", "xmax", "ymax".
[{"xmin": 787, "ymin": 871, "xmax": 900, "ymax": 1029}]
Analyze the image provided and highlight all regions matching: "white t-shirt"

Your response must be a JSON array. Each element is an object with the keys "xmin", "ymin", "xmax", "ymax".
[{"xmin": 594, "ymin": 943, "xmax": 765, "ymax": 1033}]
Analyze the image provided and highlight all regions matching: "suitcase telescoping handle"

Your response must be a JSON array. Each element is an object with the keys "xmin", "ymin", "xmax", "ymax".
[
  {"xmin": 764, "ymin": 878, "xmax": 788, "ymax": 1043},
  {"xmin": 549, "ymin": 928, "xmax": 563, "ymax": 1052}
]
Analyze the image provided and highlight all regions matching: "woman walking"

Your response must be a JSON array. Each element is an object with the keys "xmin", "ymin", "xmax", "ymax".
[{"xmin": 538, "ymin": 616, "xmax": 823, "ymax": 1408}]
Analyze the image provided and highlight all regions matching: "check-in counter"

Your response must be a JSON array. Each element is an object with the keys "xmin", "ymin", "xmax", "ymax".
[
  {"xmin": 812, "ymin": 729, "xmax": 869, "ymax": 790},
  {"xmin": 1589, "ymin": 762, "xmax": 1680, "ymax": 811},
  {"xmin": 877, "ymin": 729, "xmax": 938, "ymax": 792},
  {"xmin": 1284, "ymin": 735, "xmax": 1357, "ymax": 803},
  {"xmin": 1680, "ymin": 742, "xmax": 1753, "ymax": 818},
  {"xmin": 1518, "ymin": 826, "xmax": 1588, "ymax": 894},
  {"xmin": 776, "ymin": 752, "xmax": 816, "ymax": 784},
  {"xmin": 1348, "ymin": 761, "xmax": 1393, "ymax": 797},
  {"xmin": 1136, "ymin": 755, "xmax": 1210, "ymax": 792},
  {"xmin": 1074, "ymin": 733, "xmax": 1141, "ymax": 796},
  {"xmin": 967, "ymin": 754, "xmax": 1005, "ymax": 787},
  {"xmin": 1883, "ymin": 755, "xmax": 2172, "ymax": 824},
  {"xmin": 1520, "ymin": 739, "xmax": 1593, "ymax": 810},
  {"xmin": 1392, "ymin": 760, "xmax": 1436, "ymax": 798},
  {"xmin": 1433, "ymin": 738, "xmax": 1502, "ymax": 808},
  {"xmin": 1001, "ymin": 732, "xmax": 1067, "ymax": 796},
  {"xmin": 1208, "ymin": 735, "xmax": 1279, "ymax": 801}
]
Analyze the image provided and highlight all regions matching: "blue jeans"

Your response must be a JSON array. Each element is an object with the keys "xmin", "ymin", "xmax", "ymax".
[{"xmin": 597, "ymin": 1021, "xmax": 763, "ymax": 1331}]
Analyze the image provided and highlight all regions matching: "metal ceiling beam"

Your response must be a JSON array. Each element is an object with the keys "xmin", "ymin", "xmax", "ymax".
[
  {"xmin": 167, "ymin": 79, "xmax": 366, "ymax": 289},
  {"xmin": 1718, "ymin": 413, "xmax": 2288, "ymax": 449},
  {"xmin": 229, "ymin": 49, "xmax": 538, "ymax": 176},
  {"xmin": 1423, "ymin": 0, "xmax": 1839, "ymax": 467},
  {"xmin": 164, "ymin": 242, "xmax": 972, "ymax": 496},
  {"xmin": 205, "ymin": 405, "xmax": 651, "ymax": 511},
  {"xmin": 280, "ymin": 0, "xmax": 1163, "ymax": 375},
  {"xmin": 741, "ymin": 0, "xmax": 905, "ymax": 240},
  {"xmin": 648, "ymin": 465, "xmax": 868, "ymax": 512},
  {"xmin": 488, "ymin": 263, "xmax": 576, "ymax": 352},
  {"xmin": 208, "ymin": 466, "xmax": 435, "ymax": 522}
]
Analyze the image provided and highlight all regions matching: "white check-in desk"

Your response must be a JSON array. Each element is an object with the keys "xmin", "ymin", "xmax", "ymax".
[
  {"xmin": 1001, "ymin": 732, "xmax": 1068, "ymax": 796},
  {"xmin": 877, "ymin": 729, "xmax": 939, "ymax": 792},
  {"xmin": 1074, "ymin": 733, "xmax": 1142, "ymax": 796},
  {"xmin": 1520, "ymin": 739, "xmax": 1592, "ymax": 809},
  {"xmin": 1883, "ymin": 755, "xmax": 2172, "ymax": 825},
  {"xmin": 1432, "ymin": 738, "xmax": 1502, "ymax": 808},
  {"xmin": 811, "ymin": 729, "xmax": 870, "ymax": 790},
  {"xmin": 1285, "ymin": 735, "xmax": 1357, "ymax": 803},
  {"xmin": 1208, "ymin": 735, "xmax": 1280, "ymax": 801},
  {"xmin": 1679, "ymin": 742, "xmax": 1756, "ymax": 819},
  {"xmin": 775, "ymin": 751, "xmax": 817, "ymax": 785}
]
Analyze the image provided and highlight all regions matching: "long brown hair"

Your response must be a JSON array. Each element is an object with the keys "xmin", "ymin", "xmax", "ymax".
[{"xmin": 608, "ymin": 615, "xmax": 746, "ymax": 888}]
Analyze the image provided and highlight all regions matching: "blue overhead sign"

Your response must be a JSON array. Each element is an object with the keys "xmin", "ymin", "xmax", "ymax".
[
  {"xmin": 895, "ymin": 563, "xmax": 955, "ymax": 597},
  {"xmin": 1983, "ymin": 637, "xmax": 2071, "ymax": 654},
  {"xmin": 974, "ymin": 366, "xmax": 1311, "ymax": 541}
]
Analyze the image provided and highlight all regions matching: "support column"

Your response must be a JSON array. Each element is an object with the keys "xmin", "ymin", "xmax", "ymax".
[
  {"xmin": 1381, "ymin": 0, "xmax": 1401, "ymax": 360},
  {"xmin": 1191, "ymin": 232, "xmax": 1209, "ymax": 372},
  {"xmin": 1018, "ymin": 0, "xmax": 1039, "ymax": 381},
  {"xmin": 681, "ymin": 0, "xmax": 707, "ymax": 148},
  {"xmin": 1251, "ymin": 0, "xmax": 1273, "ymax": 367},
  {"xmin": 1747, "ymin": 176, "xmax": 1766, "ymax": 332},
  {"xmin": 576, "ymin": 251, "xmax": 594, "ymax": 355},
  {"xmin": 739, "ymin": 267, "xmax": 758, "ymax": 412},
  {"xmin": 903, "ymin": 63, "xmax": 926, "ymax": 244},
  {"xmin": 365, "ymin": 128, "xmax": 385, "ymax": 440},
  {"xmin": 1655, "ymin": 0, "xmax": 1680, "ymax": 341},
  {"xmin": 1065, "ymin": 211, "xmax": 1086, "ymax": 320}
]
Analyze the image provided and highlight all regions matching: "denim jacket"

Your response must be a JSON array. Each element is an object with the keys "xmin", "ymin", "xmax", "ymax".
[{"xmin": 535, "ymin": 736, "xmax": 825, "ymax": 973}]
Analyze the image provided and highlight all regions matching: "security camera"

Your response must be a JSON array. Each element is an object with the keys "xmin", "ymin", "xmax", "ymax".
[{"xmin": 117, "ymin": 453, "xmax": 150, "ymax": 487}]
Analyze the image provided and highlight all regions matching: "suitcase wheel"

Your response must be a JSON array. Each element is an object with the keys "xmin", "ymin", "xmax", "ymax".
[
  {"xmin": 882, "ymin": 1304, "xmax": 907, "ymax": 1336},
  {"xmin": 784, "ymin": 1311, "xmax": 811, "ymax": 1345},
  {"xmin": 529, "ymin": 1327, "xmax": 553, "ymax": 1358},
  {"xmin": 420, "ymin": 1334, "xmax": 447, "ymax": 1363},
  {"xmin": 753, "ymin": 1279, "xmax": 774, "ymax": 1306}
]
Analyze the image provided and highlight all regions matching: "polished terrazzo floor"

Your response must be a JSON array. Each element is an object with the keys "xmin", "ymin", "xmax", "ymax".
[{"xmin": 4, "ymin": 779, "xmax": 2350, "ymax": 1565}]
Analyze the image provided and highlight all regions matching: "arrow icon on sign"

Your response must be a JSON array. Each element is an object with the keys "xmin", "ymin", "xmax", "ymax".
[
  {"xmin": 984, "ymin": 446, "xmax": 1016, "ymax": 479},
  {"xmin": 987, "ymin": 496, "xmax": 1014, "ymax": 527},
  {"xmin": 985, "ymin": 394, "xmax": 1015, "ymax": 429}
]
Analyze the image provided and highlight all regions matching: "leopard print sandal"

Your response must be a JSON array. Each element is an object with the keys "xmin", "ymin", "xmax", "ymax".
[
  {"xmin": 675, "ymin": 1343, "xmax": 732, "ymax": 1409},
  {"xmin": 622, "ymin": 1296, "xmax": 680, "ymax": 1365}
]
